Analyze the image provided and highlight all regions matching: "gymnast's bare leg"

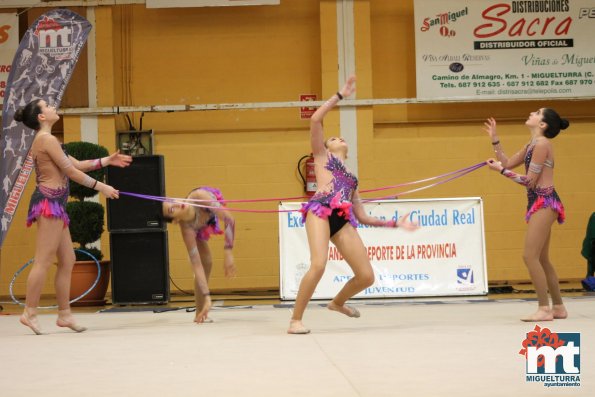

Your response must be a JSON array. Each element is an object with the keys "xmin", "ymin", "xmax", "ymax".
[{"xmin": 327, "ymin": 225, "xmax": 375, "ymax": 318}]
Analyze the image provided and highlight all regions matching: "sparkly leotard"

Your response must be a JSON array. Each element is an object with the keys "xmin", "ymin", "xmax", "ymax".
[
  {"xmin": 26, "ymin": 145, "xmax": 70, "ymax": 227},
  {"xmin": 524, "ymin": 145, "xmax": 565, "ymax": 224},
  {"xmin": 300, "ymin": 153, "xmax": 358, "ymax": 232},
  {"xmin": 182, "ymin": 186, "xmax": 224, "ymax": 241}
]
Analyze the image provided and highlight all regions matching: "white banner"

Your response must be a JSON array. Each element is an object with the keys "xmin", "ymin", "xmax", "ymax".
[
  {"xmin": 279, "ymin": 198, "xmax": 488, "ymax": 300},
  {"xmin": 0, "ymin": 13, "xmax": 18, "ymax": 105},
  {"xmin": 147, "ymin": 0, "xmax": 279, "ymax": 8},
  {"xmin": 414, "ymin": 0, "xmax": 595, "ymax": 100}
]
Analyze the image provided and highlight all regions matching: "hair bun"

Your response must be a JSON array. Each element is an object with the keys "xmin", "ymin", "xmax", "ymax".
[
  {"xmin": 560, "ymin": 118, "xmax": 570, "ymax": 130},
  {"xmin": 13, "ymin": 108, "xmax": 24, "ymax": 122}
]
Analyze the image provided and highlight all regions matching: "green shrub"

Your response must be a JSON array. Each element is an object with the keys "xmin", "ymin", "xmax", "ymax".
[
  {"xmin": 64, "ymin": 142, "xmax": 109, "ymax": 261},
  {"xmin": 64, "ymin": 141, "xmax": 109, "ymax": 201}
]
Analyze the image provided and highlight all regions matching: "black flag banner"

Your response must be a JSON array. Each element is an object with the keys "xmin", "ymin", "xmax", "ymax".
[{"xmin": 0, "ymin": 9, "xmax": 91, "ymax": 247}]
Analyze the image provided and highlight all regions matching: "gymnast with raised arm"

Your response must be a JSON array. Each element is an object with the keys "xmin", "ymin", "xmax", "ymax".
[
  {"xmin": 485, "ymin": 108, "xmax": 569, "ymax": 321},
  {"xmin": 14, "ymin": 99, "xmax": 132, "ymax": 335},
  {"xmin": 288, "ymin": 76, "xmax": 418, "ymax": 334},
  {"xmin": 161, "ymin": 187, "xmax": 236, "ymax": 323}
]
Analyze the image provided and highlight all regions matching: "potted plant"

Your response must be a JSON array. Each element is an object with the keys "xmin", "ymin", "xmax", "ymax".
[{"xmin": 64, "ymin": 141, "xmax": 110, "ymax": 306}]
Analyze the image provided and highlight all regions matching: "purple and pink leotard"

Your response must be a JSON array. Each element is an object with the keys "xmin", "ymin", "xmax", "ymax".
[
  {"xmin": 185, "ymin": 186, "xmax": 225, "ymax": 241},
  {"xmin": 26, "ymin": 146, "xmax": 70, "ymax": 227},
  {"xmin": 524, "ymin": 145, "xmax": 565, "ymax": 224},
  {"xmin": 300, "ymin": 153, "xmax": 358, "ymax": 232}
]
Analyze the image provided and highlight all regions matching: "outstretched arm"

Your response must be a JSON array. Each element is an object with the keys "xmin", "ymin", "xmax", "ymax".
[
  {"xmin": 351, "ymin": 191, "xmax": 419, "ymax": 231},
  {"xmin": 351, "ymin": 191, "xmax": 393, "ymax": 227},
  {"xmin": 486, "ymin": 140, "xmax": 548, "ymax": 189},
  {"xmin": 44, "ymin": 135, "xmax": 119, "ymax": 199},
  {"xmin": 69, "ymin": 150, "xmax": 132, "ymax": 172},
  {"xmin": 309, "ymin": 75, "xmax": 356, "ymax": 157}
]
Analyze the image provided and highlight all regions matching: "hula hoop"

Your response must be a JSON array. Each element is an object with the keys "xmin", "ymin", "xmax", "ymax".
[{"xmin": 9, "ymin": 249, "xmax": 102, "ymax": 309}]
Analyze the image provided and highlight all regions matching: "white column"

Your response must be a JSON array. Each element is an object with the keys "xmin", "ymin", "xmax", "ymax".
[
  {"xmin": 336, "ymin": 0, "xmax": 358, "ymax": 174},
  {"xmin": 82, "ymin": 8, "xmax": 100, "ymax": 253},
  {"xmin": 81, "ymin": 7, "xmax": 98, "ymax": 144}
]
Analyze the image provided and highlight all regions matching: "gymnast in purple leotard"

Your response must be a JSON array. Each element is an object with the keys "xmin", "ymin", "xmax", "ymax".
[
  {"xmin": 300, "ymin": 152, "xmax": 359, "ymax": 236},
  {"xmin": 161, "ymin": 186, "xmax": 236, "ymax": 324},
  {"xmin": 288, "ymin": 76, "xmax": 418, "ymax": 334},
  {"xmin": 484, "ymin": 108, "xmax": 569, "ymax": 322}
]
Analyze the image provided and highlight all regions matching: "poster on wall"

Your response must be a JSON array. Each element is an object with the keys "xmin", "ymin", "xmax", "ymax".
[
  {"xmin": 0, "ymin": 13, "xmax": 18, "ymax": 105},
  {"xmin": 279, "ymin": 198, "xmax": 488, "ymax": 300},
  {"xmin": 414, "ymin": 0, "xmax": 595, "ymax": 100}
]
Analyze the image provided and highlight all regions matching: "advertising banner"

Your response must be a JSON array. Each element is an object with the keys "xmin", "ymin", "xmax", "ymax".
[
  {"xmin": 0, "ymin": 13, "xmax": 18, "ymax": 105},
  {"xmin": 279, "ymin": 198, "xmax": 488, "ymax": 300},
  {"xmin": 0, "ymin": 9, "xmax": 91, "ymax": 247},
  {"xmin": 414, "ymin": 0, "xmax": 595, "ymax": 100}
]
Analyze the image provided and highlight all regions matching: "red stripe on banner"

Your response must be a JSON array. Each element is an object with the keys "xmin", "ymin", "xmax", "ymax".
[{"xmin": 4, "ymin": 154, "xmax": 33, "ymax": 216}]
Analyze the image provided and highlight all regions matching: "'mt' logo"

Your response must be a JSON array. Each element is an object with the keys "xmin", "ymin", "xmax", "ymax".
[
  {"xmin": 39, "ymin": 26, "xmax": 72, "ymax": 48},
  {"xmin": 519, "ymin": 325, "xmax": 580, "ymax": 374},
  {"xmin": 35, "ymin": 16, "xmax": 73, "ymax": 49}
]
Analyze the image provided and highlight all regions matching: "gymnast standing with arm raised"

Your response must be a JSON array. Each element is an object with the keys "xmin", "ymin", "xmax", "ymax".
[
  {"xmin": 15, "ymin": 99, "xmax": 132, "ymax": 335},
  {"xmin": 288, "ymin": 76, "xmax": 418, "ymax": 334},
  {"xmin": 484, "ymin": 108, "xmax": 569, "ymax": 321}
]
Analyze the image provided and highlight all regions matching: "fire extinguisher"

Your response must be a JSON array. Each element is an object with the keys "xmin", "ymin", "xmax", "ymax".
[{"xmin": 297, "ymin": 154, "xmax": 317, "ymax": 197}]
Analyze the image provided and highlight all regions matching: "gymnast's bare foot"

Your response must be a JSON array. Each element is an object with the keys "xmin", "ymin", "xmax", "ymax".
[
  {"xmin": 287, "ymin": 319, "xmax": 310, "ymax": 334},
  {"xmin": 327, "ymin": 301, "xmax": 360, "ymax": 318},
  {"xmin": 20, "ymin": 308, "xmax": 43, "ymax": 335},
  {"xmin": 195, "ymin": 316, "xmax": 214, "ymax": 323},
  {"xmin": 56, "ymin": 309, "xmax": 87, "ymax": 333},
  {"xmin": 521, "ymin": 306, "xmax": 553, "ymax": 322},
  {"xmin": 552, "ymin": 304, "xmax": 568, "ymax": 319}
]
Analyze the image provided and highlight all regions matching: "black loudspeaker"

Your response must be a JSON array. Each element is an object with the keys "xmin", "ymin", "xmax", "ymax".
[
  {"xmin": 106, "ymin": 155, "xmax": 165, "ymax": 231},
  {"xmin": 110, "ymin": 230, "xmax": 170, "ymax": 304}
]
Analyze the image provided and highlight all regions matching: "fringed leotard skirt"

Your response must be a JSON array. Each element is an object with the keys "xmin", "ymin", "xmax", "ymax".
[
  {"xmin": 299, "ymin": 153, "xmax": 359, "ymax": 237},
  {"xmin": 525, "ymin": 185, "xmax": 565, "ymax": 224},
  {"xmin": 26, "ymin": 184, "xmax": 70, "ymax": 227}
]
